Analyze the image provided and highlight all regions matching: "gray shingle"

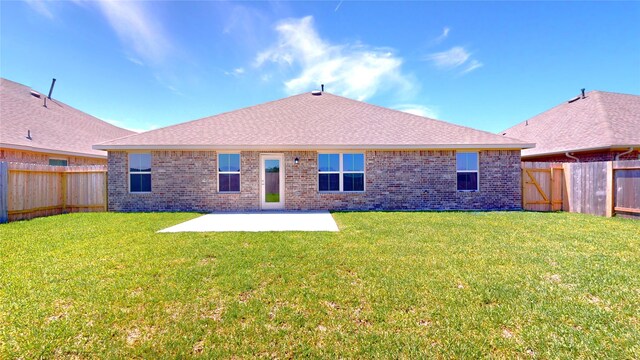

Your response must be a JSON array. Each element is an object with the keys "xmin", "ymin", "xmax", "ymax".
[
  {"xmin": 1, "ymin": 78, "xmax": 135, "ymax": 157},
  {"xmin": 501, "ymin": 91, "xmax": 640, "ymax": 157},
  {"xmin": 95, "ymin": 92, "xmax": 531, "ymax": 150}
]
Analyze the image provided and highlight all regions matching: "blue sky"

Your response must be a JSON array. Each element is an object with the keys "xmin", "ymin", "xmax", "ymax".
[{"xmin": 2, "ymin": 1, "xmax": 639, "ymax": 133}]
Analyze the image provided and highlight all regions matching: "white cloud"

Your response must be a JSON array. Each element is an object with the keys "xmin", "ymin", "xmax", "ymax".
[
  {"xmin": 393, "ymin": 104, "xmax": 439, "ymax": 119},
  {"xmin": 427, "ymin": 46, "xmax": 470, "ymax": 69},
  {"xmin": 432, "ymin": 27, "xmax": 450, "ymax": 45},
  {"xmin": 255, "ymin": 16, "xmax": 413, "ymax": 101},
  {"xmin": 460, "ymin": 59, "xmax": 483, "ymax": 75},
  {"xmin": 225, "ymin": 68, "xmax": 245, "ymax": 77},
  {"xmin": 24, "ymin": 0, "xmax": 55, "ymax": 19},
  {"xmin": 95, "ymin": 0, "xmax": 173, "ymax": 66},
  {"xmin": 126, "ymin": 56, "xmax": 144, "ymax": 66},
  {"xmin": 426, "ymin": 46, "xmax": 483, "ymax": 75}
]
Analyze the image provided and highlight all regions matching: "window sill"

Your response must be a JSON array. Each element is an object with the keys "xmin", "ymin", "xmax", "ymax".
[
  {"xmin": 319, "ymin": 191, "xmax": 366, "ymax": 194},
  {"xmin": 218, "ymin": 191, "xmax": 241, "ymax": 194},
  {"xmin": 457, "ymin": 190, "xmax": 479, "ymax": 193},
  {"xmin": 129, "ymin": 191, "xmax": 152, "ymax": 194}
]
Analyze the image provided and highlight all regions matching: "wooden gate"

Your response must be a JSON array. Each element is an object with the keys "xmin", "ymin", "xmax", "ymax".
[{"xmin": 522, "ymin": 163, "xmax": 564, "ymax": 211}]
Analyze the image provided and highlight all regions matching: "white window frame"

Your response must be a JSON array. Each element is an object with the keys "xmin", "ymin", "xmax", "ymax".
[
  {"xmin": 217, "ymin": 152, "xmax": 241, "ymax": 193},
  {"xmin": 318, "ymin": 152, "xmax": 366, "ymax": 193},
  {"xmin": 129, "ymin": 153, "xmax": 152, "ymax": 194},
  {"xmin": 456, "ymin": 151, "xmax": 479, "ymax": 192}
]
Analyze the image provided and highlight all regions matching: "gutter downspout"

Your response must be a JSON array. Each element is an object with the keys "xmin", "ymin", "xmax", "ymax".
[
  {"xmin": 615, "ymin": 147, "xmax": 634, "ymax": 161},
  {"xmin": 565, "ymin": 152, "xmax": 579, "ymax": 162}
]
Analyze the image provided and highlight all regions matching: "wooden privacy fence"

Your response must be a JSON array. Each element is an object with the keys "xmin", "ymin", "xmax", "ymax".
[
  {"xmin": 521, "ymin": 163, "xmax": 564, "ymax": 212},
  {"xmin": 0, "ymin": 162, "xmax": 107, "ymax": 223},
  {"xmin": 522, "ymin": 160, "xmax": 640, "ymax": 217}
]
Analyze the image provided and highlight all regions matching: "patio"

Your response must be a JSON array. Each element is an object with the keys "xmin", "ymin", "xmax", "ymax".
[{"xmin": 157, "ymin": 211, "xmax": 340, "ymax": 232}]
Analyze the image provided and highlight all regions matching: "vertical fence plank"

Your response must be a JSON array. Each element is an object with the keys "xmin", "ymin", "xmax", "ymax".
[
  {"xmin": 606, "ymin": 161, "xmax": 614, "ymax": 217},
  {"xmin": 613, "ymin": 160, "xmax": 640, "ymax": 217},
  {"xmin": 0, "ymin": 162, "xmax": 8, "ymax": 223},
  {"xmin": 103, "ymin": 169, "xmax": 108, "ymax": 211},
  {"xmin": 4, "ymin": 163, "xmax": 107, "ymax": 222},
  {"xmin": 524, "ymin": 160, "xmax": 639, "ymax": 218}
]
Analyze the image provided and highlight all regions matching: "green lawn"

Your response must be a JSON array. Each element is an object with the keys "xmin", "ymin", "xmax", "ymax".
[
  {"xmin": 265, "ymin": 193, "xmax": 280, "ymax": 203},
  {"xmin": 1, "ymin": 212, "xmax": 639, "ymax": 358}
]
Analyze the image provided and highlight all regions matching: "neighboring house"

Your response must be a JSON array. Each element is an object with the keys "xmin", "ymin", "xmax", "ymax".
[
  {"xmin": 0, "ymin": 78, "xmax": 135, "ymax": 165},
  {"xmin": 95, "ymin": 91, "xmax": 533, "ymax": 212},
  {"xmin": 501, "ymin": 90, "xmax": 640, "ymax": 162}
]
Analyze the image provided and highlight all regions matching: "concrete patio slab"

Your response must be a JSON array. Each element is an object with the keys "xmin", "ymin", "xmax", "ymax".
[{"xmin": 158, "ymin": 211, "xmax": 339, "ymax": 233}]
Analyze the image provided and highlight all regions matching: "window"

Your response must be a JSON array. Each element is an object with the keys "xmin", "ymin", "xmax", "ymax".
[
  {"xmin": 457, "ymin": 152, "xmax": 479, "ymax": 191},
  {"xmin": 218, "ymin": 153, "xmax": 240, "ymax": 192},
  {"xmin": 318, "ymin": 153, "xmax": 365, "ymax": 192},
  {"xmin": 129, "ymin": 153, "xmax": 151, "ymax": 193},
  {"xmin": 318, "ymin": 154, "xmax": 340, "ymax": 191},
  {"xmin": 49, "ymin": 159, "xmax": 68, "ymax": 166}
]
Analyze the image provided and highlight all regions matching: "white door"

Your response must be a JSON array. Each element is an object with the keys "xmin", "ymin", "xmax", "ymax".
[{"xmin": 260, "ymin": 154, "xmax": 285, "ymax": 210}]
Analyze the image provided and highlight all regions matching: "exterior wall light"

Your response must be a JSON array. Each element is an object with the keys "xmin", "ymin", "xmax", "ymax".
[{"xmin": 294, "ymin": 157, "xmax": 299, "ymax": 164}]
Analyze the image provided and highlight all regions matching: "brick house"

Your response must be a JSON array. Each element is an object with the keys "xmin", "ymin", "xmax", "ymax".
[
  {"xmin": 95, "ymin": 91, "xmax": 533, "ymax": 212},
  {"xmin": 0, "ymin": 78, "xmax": 134, "ymax": 165},
  {"xmin": 501, "ymin": 90, "xmax": 639, "ymax": 162}
]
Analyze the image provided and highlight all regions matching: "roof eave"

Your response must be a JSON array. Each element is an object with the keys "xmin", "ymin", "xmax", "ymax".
[
  {"xmin": 1, "ymin": 143, "xmax": 107, "ymax": 159},
  {"xmin": 522, "ymin": 144, "xmax": 639, "ymax": 158},
  {"xmin": 94, "ymin": 143, "xmax": 536, "ymax": 151}
]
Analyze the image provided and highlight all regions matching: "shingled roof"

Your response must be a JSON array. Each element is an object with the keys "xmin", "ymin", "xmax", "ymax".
[
  {"xmin": 0, "ymin": 78, "xmax": 134, "ymax": 158},
  {"xmin": 95, "ymin": 92, "xmax": 532, "ymax": 150},
  {"xmin": 501, "ymin": 90, "xmax": 640, "ymax": 157}
]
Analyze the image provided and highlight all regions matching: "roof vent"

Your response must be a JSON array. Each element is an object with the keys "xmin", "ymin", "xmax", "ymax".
[
  {"xmin": 568, "ymin": 88, "xmax": 586, "ymax": 103},
  {"xmin": 30, "ymin": 91, "xmax": 41, "ymax": 98},
  {"xmin": 567, "ymin": 96, "xmax": 580, "ymax": 104},
  {"xmin": 26, "ymin": 130, "xmax": 32, "ymax": 140},
  {"xmin": 311, "ymin": 90, "xmax": 322, "ymax": 96},
  {"xmin": 48, "ymin": 78, "xmax": 56, "ymax": 100}
]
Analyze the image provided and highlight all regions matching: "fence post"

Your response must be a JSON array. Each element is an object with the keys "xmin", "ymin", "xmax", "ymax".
[
  {"xmin": 562, "ymin": 163, "xmax": 572, "ymax": 212},
  {"xmin": 605, "ymin": 161, "xmax": 614, "ymax": 217},
  {"xmin": 103, "ymin": 169, "xmax": 108, "ymax": 212},
  {"xmin": 61, "ymin": 171, "xmax": 67, "ymax": 213},
  {"xmin": 0, "ymin": 162, "xmax": 8, "ymax": 223},
  {"xmin": 521, "ymin": 165, "xmax": 525, "ymax": 210}
]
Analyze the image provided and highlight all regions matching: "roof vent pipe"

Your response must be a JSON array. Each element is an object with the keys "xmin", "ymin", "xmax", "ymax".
[
  {"xmin": 581, "ymin": 88, "xmax": 586, "ymax": 99},
  {"xmin": 615, "ymin": 147, "xmax": 634, "ymax": 161},
  {"xmin": 26, "ymin": 130, "xmax": 32, "ymax": 140},
  {"xmin": 48, "ymin": 78, "xmax": 56, "ymax": 100},
  {"xmin": 321, "ymin": 84, "xmax": 324, "ymax": 92},
  {"xmin": 565, "ymin": 152, "xmax": 579, "ymax": 162}
]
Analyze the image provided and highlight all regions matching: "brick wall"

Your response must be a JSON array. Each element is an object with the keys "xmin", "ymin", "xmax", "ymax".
[
  {"xmin": 107, "ymin": 149, "xmax": 522, "ymax": 212},
  {"xmin": 524, "ymin": 149, "xmax": 640, "ymax": 163},
  {"xmin": 0, "ymin": 148, "xmax": 107, "ymax": 165}
]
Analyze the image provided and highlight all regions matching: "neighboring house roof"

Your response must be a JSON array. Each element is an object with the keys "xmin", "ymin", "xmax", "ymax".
[
  {"xmin": 0, "ymin": 78, "xmax": 135, "ymax": 158},
  {"xmin": 501, "ymin": 90, "xmax": 640, "ymax": 158},
  {"xmin": 95, "ymin": 92, "xmax": 532, "ymax": 150}
]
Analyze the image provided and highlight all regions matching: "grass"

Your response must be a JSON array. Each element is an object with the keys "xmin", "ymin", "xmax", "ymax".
[
  {"xmin": 1, "ymin": 212, "xmax": 639, "ymax": 358},
  {"xmin": 265, "ymin": 193, "xmax": 280, "ymax": 203}
]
